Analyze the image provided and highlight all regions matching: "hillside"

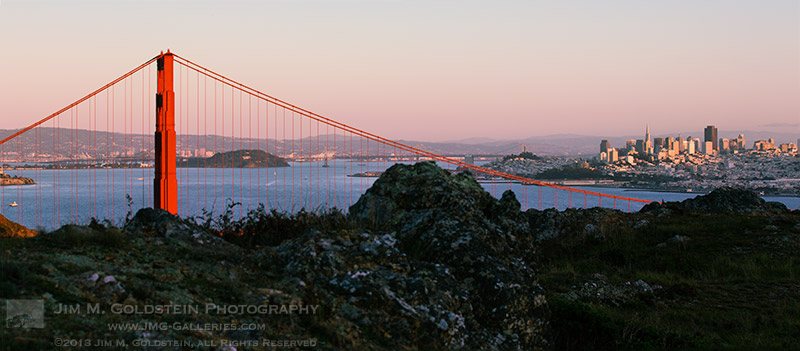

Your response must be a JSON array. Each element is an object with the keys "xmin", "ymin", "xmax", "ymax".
[{"xmin": 1, "ymin": 163, "xmax": 798, "ymax": 350}]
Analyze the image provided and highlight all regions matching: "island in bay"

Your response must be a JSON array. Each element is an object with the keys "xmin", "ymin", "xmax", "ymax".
[
  {"xmin": 0, "ymin": 172, "xmax": 35, "ymax": 186},
  {"xmin": 177, "ymin": 149, "xmax": 290, "ymax": 168}
]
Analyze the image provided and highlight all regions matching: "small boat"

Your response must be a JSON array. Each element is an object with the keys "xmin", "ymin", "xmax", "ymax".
[
  {"xmin": 322, "ymin": 156, "xmax": 330, "ymax": 168},
  {"xmin": 137, "ymin": 177, "xmax": 144, "ymax": 181},
  {"xmin": 8, "ymin": 201, "xmax": 17, "ymax": 207}
]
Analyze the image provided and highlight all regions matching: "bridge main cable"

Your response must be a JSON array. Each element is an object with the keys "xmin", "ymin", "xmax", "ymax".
[
  {"xmin": 172, "ymin": 53, "xmax": 651, "ymax": 205},
  {"xmin": 0, "ymin": 54, "xmax": 161, "ymax": 146}
]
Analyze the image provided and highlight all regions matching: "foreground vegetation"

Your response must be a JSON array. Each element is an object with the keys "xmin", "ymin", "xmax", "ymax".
[{"xmin": 538, "ymin": 211, "xmax": 800, "ymax": 350}]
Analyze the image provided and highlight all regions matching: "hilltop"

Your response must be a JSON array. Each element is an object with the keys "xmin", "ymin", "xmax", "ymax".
[{"xmin": 1, "ymin": 162, "xmax": 798, "ymax": 350}]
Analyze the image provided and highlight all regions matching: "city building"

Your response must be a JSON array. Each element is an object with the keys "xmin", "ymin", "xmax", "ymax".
[
  {"xmin": 608, "ymin": 148, "xmax": 619, "ymax": 162},
  {"xmin": 600, "ymin": 140, "xmax": 610, "ymax": 153},
  {"xmin": 704, "ymin": 125, "xmax": 718, "ymax": 152},
  {"xmin": 754, "ymin": 139, "xmax": 775, "ymax": 151},
  {"xmin": 719, "ymin": 138, "xmax": 730, "ymax": 153},
  {"xmin": 778, "ymin": 143, "xmax": 797, "ymax": 153},
  {"xmin": 704, "ymin": 141, "xmax": 715, "ymax": 155},
  {"xmin": 653, "ymin": 138, "xmax": 664, "ymax": 154},
  {"xmin": 625, "ymin": 139, "xmax": 636, "ymax": 151}
]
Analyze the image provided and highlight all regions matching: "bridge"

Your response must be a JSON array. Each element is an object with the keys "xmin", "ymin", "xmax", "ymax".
[{"xmin": 0, "ymin": 51, "xmax": 651, "ymax": 229}]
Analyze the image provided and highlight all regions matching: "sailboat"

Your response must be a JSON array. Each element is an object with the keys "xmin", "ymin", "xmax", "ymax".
[
  {"xmin": 322, "ymin": 148, "xmax": 330, "ymax": 168},
  {"xmin": 8, "ymin": 201, "xmax": 18, "ymax": 207}
]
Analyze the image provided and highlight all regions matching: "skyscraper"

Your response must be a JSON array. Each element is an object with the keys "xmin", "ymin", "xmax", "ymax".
[
  {"xmin": 600, "ymin": 140, "xmax": 610, "ymax": 153},
  {"xmin": 719, "ymin": 138, "xmax": 730, "ymax": 153},
  {"xmin": 626, "ymin": 139, "xmax": 636, "ymax": 151},
  {"xmin": 644, "ymin": 124, "xmax": 652, "ymax": 154},
  {"xmin": 704, "ymin": 125, "xmax": 718, "ymax": 152}
]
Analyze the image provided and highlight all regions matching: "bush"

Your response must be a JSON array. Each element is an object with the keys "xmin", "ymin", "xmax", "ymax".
[
  {"xmin": 43, "ymin": 219, "xmax": 128, "ymax": 249},
  {"xmin": 0, "ymin": 260, "xmax": 26, "ymax": 298},
  {"xmin": 191, "ymin": 201, "xmax": 355, "ymax": 248}
]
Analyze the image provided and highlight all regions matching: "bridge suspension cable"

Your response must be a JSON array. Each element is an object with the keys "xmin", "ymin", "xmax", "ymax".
[{"xmin": 172, "ymin": 53, "xmax": 650, "ymax": 205}]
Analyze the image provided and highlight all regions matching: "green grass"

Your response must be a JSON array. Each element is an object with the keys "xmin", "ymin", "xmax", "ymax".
[{"xmin": 539, "ymin": 212, "xmax": 800, "ymax": 350}]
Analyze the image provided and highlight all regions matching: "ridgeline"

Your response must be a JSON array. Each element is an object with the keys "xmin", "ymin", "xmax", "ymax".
[{"xmin": 1, "ymin": 162, "xmax": 798, "ymax": 350}]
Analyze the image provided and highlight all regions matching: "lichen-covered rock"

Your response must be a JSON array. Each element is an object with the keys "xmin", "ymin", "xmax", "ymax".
[
  {"xmin": 340, "ymin": 162, "xmax": 549, "ymax": 349},
  {"xmin": 559, "ymin": 276, "xmax": 664, "ymax": 307}
]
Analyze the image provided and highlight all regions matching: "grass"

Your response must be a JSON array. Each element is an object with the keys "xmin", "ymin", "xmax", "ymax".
[{"xmin": 538, "ymin": 212, "xmax": 800, "ymax": 350}]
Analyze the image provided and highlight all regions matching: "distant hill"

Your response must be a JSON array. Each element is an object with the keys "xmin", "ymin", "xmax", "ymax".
[
  {"xmin": 1, "ymin": 127, "xmax": 794, "ymax": 161},
  {"xmin": 178, "ymin": 149, "xmax": 289, "ymax": 168}
]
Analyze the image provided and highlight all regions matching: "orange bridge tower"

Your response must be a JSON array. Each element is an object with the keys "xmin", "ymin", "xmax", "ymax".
[{"xmin": 154, "ymin": 51, "xmax": 177, "ymax": 214}]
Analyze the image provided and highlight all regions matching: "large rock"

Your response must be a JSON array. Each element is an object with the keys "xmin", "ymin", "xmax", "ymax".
[
  {"xmin": 641, "ymin": 187, "xmax": 788, "ymax": 215},
  {"xmin": 0, "ymin": 213, "xmax": 37, "ymax": 238},
  {"xmin": 343, "ymin": 162, "xmax": 549, "ymax": 349}
]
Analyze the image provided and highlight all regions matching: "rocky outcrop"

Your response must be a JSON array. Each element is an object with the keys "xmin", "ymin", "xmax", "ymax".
[
  {"xmin": 641, "ymin": 187, "xmax": 789, "ymax": 215},
  {"xmin": 343, "ymin": 162, "xmax": 549, "ymax": 349},
  {"xmin": 0, "ymin": 212, "xmax": 37, "ymax": 238}
]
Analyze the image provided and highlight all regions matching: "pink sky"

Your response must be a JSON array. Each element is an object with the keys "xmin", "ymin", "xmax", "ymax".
[{"xmin": 0, "ymin": 0, "xmax": 798, "ymax": 141}]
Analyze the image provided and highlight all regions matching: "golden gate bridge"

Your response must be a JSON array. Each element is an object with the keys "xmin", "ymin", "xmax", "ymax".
[{"xmin": 0, "ymin": 51, "xmax": 650, "ymax": 228}]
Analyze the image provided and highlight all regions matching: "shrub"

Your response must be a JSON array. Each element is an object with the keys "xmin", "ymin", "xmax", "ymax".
[
  {"xmin": 43, "ymin": 219, "xmax": 128, "ymax": 249},
  {"xmin": 191, "ymin": 201, "xmax": 355, "ymax": 248}
]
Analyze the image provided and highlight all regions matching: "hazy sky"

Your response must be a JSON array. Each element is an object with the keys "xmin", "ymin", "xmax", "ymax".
[{"xmin": 1, "ymin": 0, "xmax": 798, "ymax": 141}]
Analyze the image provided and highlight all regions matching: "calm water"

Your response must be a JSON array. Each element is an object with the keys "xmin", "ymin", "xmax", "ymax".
[{"xmin": 2, "ymin": 160, "xmax": 798, "ymax": 230}]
